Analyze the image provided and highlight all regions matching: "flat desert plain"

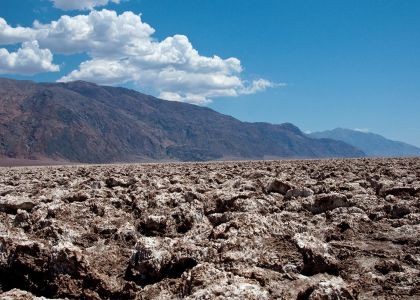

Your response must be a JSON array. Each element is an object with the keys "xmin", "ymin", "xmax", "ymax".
[{"xmin": 0, "ymin": 158, "xmax": 419, "ymax": 299}]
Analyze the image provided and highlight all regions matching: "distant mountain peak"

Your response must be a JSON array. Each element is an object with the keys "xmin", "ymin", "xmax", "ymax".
[
  {"xmin": 279, "ymin": 122, "xmax": 303, "ymax": 134},
  {"xmin": 309, "ymin": 128, "xmax": 420, "ymax": 157}
]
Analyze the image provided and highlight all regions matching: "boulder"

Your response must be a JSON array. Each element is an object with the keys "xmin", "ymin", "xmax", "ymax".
[
  {"xmin": 294, "ymin": 233, "xmax": 340, "ymax": 276},
  {"xmin": 285, "ymin": 187, "xmax": 314, "ymax": 199},
  {"xmin": 0, "ymin": 195, "xmax": 36, "ymax": 214},
  {"xmin": 266, "ymin": 179, "xmax": 293, "ymax": 195},
  {"xmin": 304, "ymin": 193, "xmax": 351, "ymax": 214}
]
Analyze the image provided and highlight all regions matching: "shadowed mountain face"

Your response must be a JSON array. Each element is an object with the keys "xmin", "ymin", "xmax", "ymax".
[
  {"xmin": 309, "ymin": 128, "xmax": 420, "ymax": 157},
  {"xmin": 0, "ymin": 78, "xmax": 364, "ymax": 163}
]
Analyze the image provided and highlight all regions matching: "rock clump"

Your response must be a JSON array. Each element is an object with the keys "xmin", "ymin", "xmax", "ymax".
[{"xmin": 0, "ymin": 158, "xmax": 419, "ymax": 299}]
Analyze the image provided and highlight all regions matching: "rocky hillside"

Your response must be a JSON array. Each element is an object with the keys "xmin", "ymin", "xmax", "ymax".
[
  {"xmin": 309, "ymin": 128, "xmax": 420, "ymax": 157},
  {"xmin": 0, "ymin": 158, "xmax": 419, "ymax": 299},
  {"xmin": 0, "ymin": 78, "xmax": 364, "ymax": 163}
]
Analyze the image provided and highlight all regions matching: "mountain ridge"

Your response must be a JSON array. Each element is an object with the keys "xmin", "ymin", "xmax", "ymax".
[
  {"xmin": 309, "ymin": 128, "xmax": 420, "ymax": 157},
  {"xmin": 0, "ymin": 78, "xmax": 364, "ymax": 163}
]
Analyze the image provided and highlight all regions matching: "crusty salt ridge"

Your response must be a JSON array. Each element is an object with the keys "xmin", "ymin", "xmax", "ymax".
[{"xmin": 0, "ymin": 158, "xmax": 419, "ymax": 299}]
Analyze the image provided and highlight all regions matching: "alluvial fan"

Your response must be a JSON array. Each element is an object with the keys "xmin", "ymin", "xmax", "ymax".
[{"xmin": 0, "ymin": 158, "xmax": 419, "ymax": 299}]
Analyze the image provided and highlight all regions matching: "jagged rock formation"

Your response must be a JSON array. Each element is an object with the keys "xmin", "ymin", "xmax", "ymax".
[
  {"xmin": 0, "ymin": 158, "xmax": 419, "ymax": 299},
  {"xmin": 0, "ymin": 78, "xmax": 364, "ymax": 164}
]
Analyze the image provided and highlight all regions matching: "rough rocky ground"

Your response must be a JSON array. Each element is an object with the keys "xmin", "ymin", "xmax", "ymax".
[{"xmin": 0, "ymin": 158, "xmax": 419, "ymax": 299}]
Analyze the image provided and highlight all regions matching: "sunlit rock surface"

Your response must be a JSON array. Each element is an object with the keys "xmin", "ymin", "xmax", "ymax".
[{"xmin": 0, "ymin": 158, "xmax": 419, "ymax": 299}]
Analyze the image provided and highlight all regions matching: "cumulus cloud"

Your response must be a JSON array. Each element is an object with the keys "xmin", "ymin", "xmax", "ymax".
[
  {"xmin": 159, "ymin": 92, "xmax": 212, "ymax": 106},
  {"xmin": 32, "ymin": 10, "xmax": 155, "ymax": 56},
  {"xmin": 0, "ymin": 10, "xmax": 279, "ymax": 104},
  {"xmin": 0, "ymin": 41, "xmax": 59, "ymax": 75},
  {"xmin": 51, "ymin": 0, "xmax": 120, "ymax": 11},
  {"xmin": 0, "ymin": 18, "xmax": 36, "ymax": 45}
]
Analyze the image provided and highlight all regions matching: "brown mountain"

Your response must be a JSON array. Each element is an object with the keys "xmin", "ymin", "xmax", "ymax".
[{"xmin": 0, "ymin": 78, "xmax": 364, "ymax": 163}]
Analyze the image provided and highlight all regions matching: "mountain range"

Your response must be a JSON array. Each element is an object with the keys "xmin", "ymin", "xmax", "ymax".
[
  {"xmin": 309, "ymin": 128, "xmax": 420, "ymax": 157},
  {"xmin": 0, "ymin": 78, "xmax": 364, "ymax": 164}
]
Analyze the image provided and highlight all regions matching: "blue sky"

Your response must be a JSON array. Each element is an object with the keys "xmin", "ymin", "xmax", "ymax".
[{"xmin": 0, "ymin": 0, "xmax": 419, "ymax": 146}]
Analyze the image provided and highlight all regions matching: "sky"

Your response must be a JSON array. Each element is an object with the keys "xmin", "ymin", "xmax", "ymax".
[{"xmin": 0, "ymin": 0, "xmax": 419, "ymax": 147}]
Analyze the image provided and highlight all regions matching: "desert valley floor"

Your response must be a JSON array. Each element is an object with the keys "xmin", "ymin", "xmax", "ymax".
[{"xmin": 0, "ymin": 158, "xmax": 419, "ymax": 299}]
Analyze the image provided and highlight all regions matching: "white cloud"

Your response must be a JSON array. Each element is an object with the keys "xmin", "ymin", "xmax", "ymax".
[
  {"xmin": 51, "ymin": 0, "xmax": 120, "ymax": 11},
  {"xmin": 59, "ymin": 58, "xmax": 135, "ymax": 85},
  {"xmin": 0, "ymin": 18, "xmax": 36, "ymax": 45},
  {"xmin": 0, "ymin": 9, "xmax": 279, "ymax": 104},
  {"xmin": 0, "ymin": 41, "xmax": 59, "ymax": 75},
  {"xmin": 159, "ymin": 92, "xmax": 212, "ymax": 105},
  {"xmin": 32, "ymin": 10, "xmax": 155, "ymax": 56},
  {"xmin": 239, "ymin": 79, "xmax": 283, "ymax": 95},
  {"xmin": 57, "ymin": 55, "xmax": 244, "ymax": 104}
]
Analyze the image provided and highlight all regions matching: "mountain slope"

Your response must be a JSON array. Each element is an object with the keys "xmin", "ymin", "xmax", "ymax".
[
  {"xmin": 0, "ymin": 78, "xmax": 364, "ymax": 163},
  {"xmin": 309, "ymin": 128, "xmax": 420, "ymax": 157}
]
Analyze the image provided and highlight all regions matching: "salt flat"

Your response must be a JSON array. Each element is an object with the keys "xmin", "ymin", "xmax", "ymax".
[{"xmin": 0, "ymin": 158, "xmax": 419, "ymax": 299}]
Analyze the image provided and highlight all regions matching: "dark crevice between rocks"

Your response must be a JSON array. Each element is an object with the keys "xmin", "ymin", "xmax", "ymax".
[
  {"xmin": 137, "ymin": 221, "xmax": 167, "ymax": 237},
  {"xmin": 375, "ymin": 260, "xmax": 403, "ymax": 275},
  {"xmin": 125, "ymin": 257, "xmax": 198, "ymax": 287},
  {"xmin": 299, "ymin": 252, "xmax": 340, "ymax": 277},
  {"xmin": 165, "ymin": 257, "xmax": 198, "ymax": 278},
  {"xmin": 179, "ymin": 277, "xmax": 194, "ymax": 298},
  {"xmin": 205, "ymin": 194, "xmax": 250, "ymax": 216},
  {"xmin": 207, "ymin": 213, "xmax": 231, "ymax": 227},
  {"xmin": 297, "ymin": 286, "xmax": 315, "ymax": 300},
  {"xmin": 301, "ymin": 262, "xmax": 340, "ymax": 277},
  {"xmin": 380, "ymin": 187, "xmax": 417, "ymax": 198},
  {"xmin": 0, "ymin": 243, "xmax": 55, "ymax": 298},
  {"xmin": 0, "ymin": 271, "xmax": 54, "ymax": 298},
  {"xmin": 172, "ymin": 213, "xmax": 193, "ymax": 234},
  {"xmin": 215, "ymin": 197, "xmax": 237, "ymax": 214},
  {"xmin": 0, "ymin": 243, "xmax": 134, "ymax": 300},
  {"xmin": 338, "ymin": 221, "xmax": 351, "ymax": 233},
  {"xmin": 64, "ymin": 193, "xmax": 88, "ymax": 203}
]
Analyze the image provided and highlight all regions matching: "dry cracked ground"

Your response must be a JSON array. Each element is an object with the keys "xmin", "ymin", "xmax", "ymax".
[{"xmin": 0, "ymin": 158, "xmax": 419, "ymax": 299}]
